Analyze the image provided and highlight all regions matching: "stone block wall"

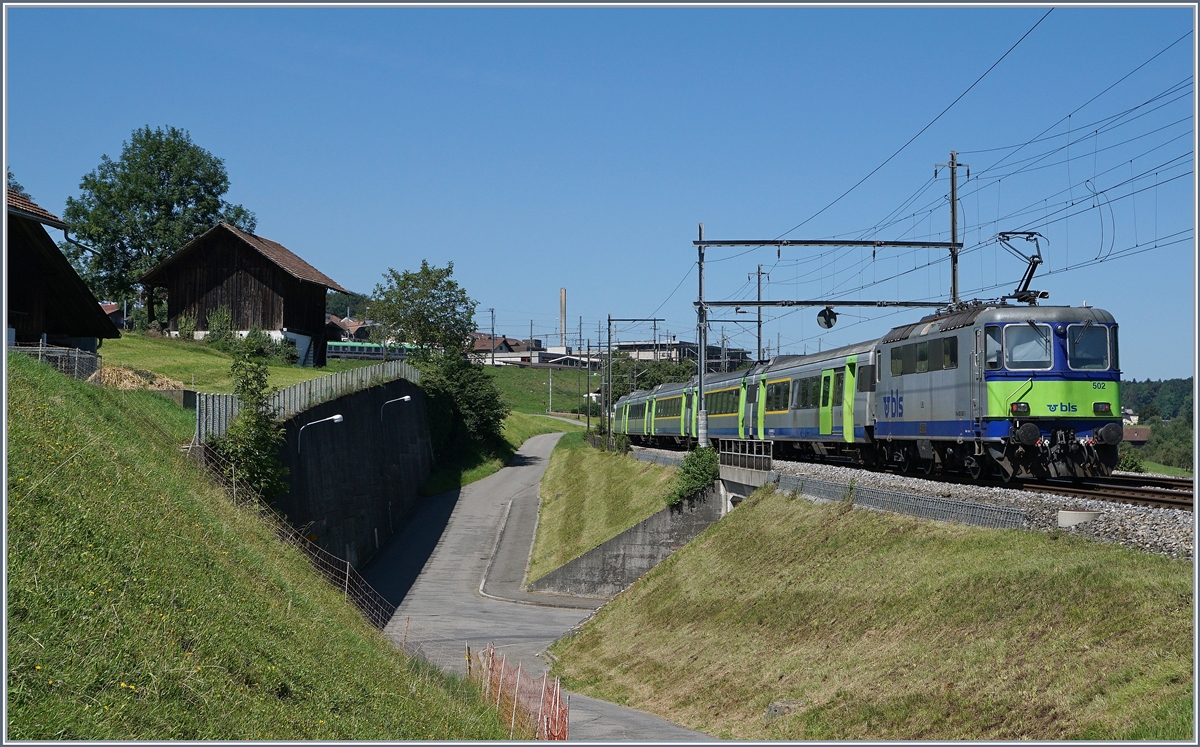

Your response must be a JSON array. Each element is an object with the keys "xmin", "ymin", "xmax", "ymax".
[{"xmin": 275, "ymin": 377, "xmax": 431, "ymax": 569}]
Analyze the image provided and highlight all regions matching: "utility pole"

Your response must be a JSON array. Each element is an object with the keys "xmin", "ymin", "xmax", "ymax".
[
  {"xmin": 652, "ymin": 319, "xmax": 657, "ymax": 363},
  {"xmin": 749, "ymin": 264, "xmax": 768, "ymax": 360},
  {"xmin": 577, "ymin": 316, "xmax": 583, "ymax": 419},
  {"xmin": 696, "ymin": 223, "xmax": 709, "ymax": 448},
  {"xmin": 485, "ymin": 308, "xmax": 495, "ymax": 367},
  {"xmin": 607, "ymin": 315, "xmax": 664, "ymax": 450},
  {"xmin": 936, "ymin": 150, "xmax": 969, "ymax": 304},
  {"xmin": 721, "ymin": 326, "xmax": 727, "ymax": 373}
]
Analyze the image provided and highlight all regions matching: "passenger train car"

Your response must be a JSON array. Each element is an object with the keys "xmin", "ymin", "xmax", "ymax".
[{"xmin": 612, "ymin": 303, "xmax": 1123, "ymax": 480}]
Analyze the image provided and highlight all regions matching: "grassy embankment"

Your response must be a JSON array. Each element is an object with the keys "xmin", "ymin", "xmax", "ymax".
[
  {"xmin": 526, "ymin": 431, "xmax": 676, "ymax": 583},
  {"xmin": 486, "ymin": 364, "xmax": 599, "ymax": 417},
  {"xmin": 1140, "ymin": 461, "xmax": 1194, "ymax": 477},
  {"xmin": 547, "ymin": 485, "xmax": 1194, "ymax": 740},
  {"xmin": 6, "ymin": 353, "xmax": 517, "ymax": 739},
  {"xmin": 99, "ymin": 332, "xmax": 376, "ymax": 392}
]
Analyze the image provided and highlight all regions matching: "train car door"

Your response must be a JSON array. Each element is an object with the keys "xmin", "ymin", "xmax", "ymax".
[
  {"xmin": 971, "ymin": 328, "xmax": 984, "ymax": 428},
  {"xmin": 740, "ymin": 377, "xmax": 756, "ymax": 439},
  {"xmin": 819, "ymin": 369, "xmax": 834, "ymax": 435},
  {"xmin": 842, "ymin": 356, "xmax": 858, "ymax": 442}
]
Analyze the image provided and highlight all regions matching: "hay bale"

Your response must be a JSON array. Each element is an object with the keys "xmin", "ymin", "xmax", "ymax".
[{"xmin": 88, "ymin": 366, "xmax": 185, "ymax": 391}]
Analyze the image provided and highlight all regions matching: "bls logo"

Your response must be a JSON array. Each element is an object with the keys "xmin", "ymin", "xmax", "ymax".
[
  {"xmin": 882, "ymin": 390, "xmax": 904, "ymax": 418},
  {"xmin": 1047, "ymin": 402, "xmax": 1078, "ymax": 413}
]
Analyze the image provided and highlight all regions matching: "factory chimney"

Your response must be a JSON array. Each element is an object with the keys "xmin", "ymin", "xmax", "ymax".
[{"xmin": 559, "ymin": 288, "xmax": 567, "ymax": 348}]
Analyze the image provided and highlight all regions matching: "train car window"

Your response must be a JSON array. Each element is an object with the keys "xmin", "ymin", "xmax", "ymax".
[
  {"xmin": 765, "ymin": 381, "xmax": 790, "ymax": 412},
  {"xmin": 944, "ymin": 336, "xmax": 958, "ymax": 369},
  {"xmin": 1110, "ymin": 326, "xmax": 1120, "ymax": 371},
  {"xmin": 1067, "ymin": 324, "xmax": 1109, "ymax": 370},
  {"xmin": 857, "ymin": 365, "xmax": 876, "ymax": 392},
  {"xmin": 927, "ymin": 339, "xmax": 943, "ymax": 372},
  {"xmin": 657, "ymin": 397, "xmax": 682, "ymax": 418},
  {"xmin": 833, "ymin": 371, "xmax": 845, "ymax": 406},
  {"xmin": 821, "ymin": 377, "xmax": 831, "ymax": 407},
  {"xmin": 901, "ymin": 344, "xmax": 917, "ymax": 375},
  {"xmin": 630, "ymin": 403, "xmax": 646, "ymax": 419},
  {"xmin": 891, "ymin": 347, "xmax": 903, "ymax": 376},
  {"xmin": 985, "ymin": 326, "xmax": 1003, "ymax": 370},
  {"xmin": 1005, "ymin": 324, "xmax": 1053, "ymax": 369},
  {"xmin": 811, "ymin": 377, "xmax": 821, "ymax": 407},
  {"xmin": 915, "ymin": 342, "xmax": 929, "ymax": 373}
]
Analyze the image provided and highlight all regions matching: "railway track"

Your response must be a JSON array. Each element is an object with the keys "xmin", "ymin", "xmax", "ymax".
[
  {"xmin": 1016, "ymin": 475, "xmax": 1194, "ymax": 511},
  {"xmin": 628, "ymin": 444, "xmax": 1194, "ymax": 511}
]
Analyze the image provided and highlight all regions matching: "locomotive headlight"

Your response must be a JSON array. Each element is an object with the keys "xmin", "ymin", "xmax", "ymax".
[
  {"xmin": 1010, "ymin": 402, "xmax": 1030, "ymax": 416},
  {"xmin": 1093, "ymin": 402, "xmax": 1112, "ymax": 415}
]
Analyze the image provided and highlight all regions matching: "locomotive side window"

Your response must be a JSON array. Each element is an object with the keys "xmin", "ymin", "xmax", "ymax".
[
  {"xmin": 915, "ymin": 342, "xmax": 929, "ymax": 373},
  {"xmin": 901, "ymin": 344, "xmax": 917, "ymax": 375},
  {"xmin": 985, "ymin": 326, "xmax": 1003, "ymax": 370},
  {"xmin": 1005, "ymin": 323, "xmax": 1053, "ymax": 370},
  {"xmin": 890, "ymin": 347, "xmax": 903, "ymax": 376},
  {"xmin": 1068, "ymin": 324, "xmax": 1109, "ymax": 370},
  {"xmin": 857, "ymin": 365, "xmax": 876, "ymax": 392},
  {"xmin": 943, "ymin": 336, "xmax": 958, "ymax": 369}
]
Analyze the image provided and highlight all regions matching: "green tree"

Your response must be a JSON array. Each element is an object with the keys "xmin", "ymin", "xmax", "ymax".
[
  {"xmin": 7, "ymin": 167, "xmax": 31, "ymax": 198},
  {"xmin": 368, "ymin": 261, "xmax": 476, "ymax": 357},
  {"xmin": 1138, "ymin": 404, "xmax": 1161, "ymax": 423},
  {"xmin": 326, "ymin": 290, "xmax": 371, "ymax": 320},
  {"xmin": 418, "ymin": 351, "xmax": 510, "ymax": 460},
  {"xmin": 212, "ymin": 337, "xmax": 288, "ymax": 500},
  {"xmin": 61, "ymin": 125, "xmax": 256, "ymax": 322},
  {"xmin": 607, "ymin": 353, "xmax": 696, "ymax": 401}
]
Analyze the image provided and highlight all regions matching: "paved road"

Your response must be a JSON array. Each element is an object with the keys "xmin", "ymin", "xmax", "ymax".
[{"xmin": 362, "ymin": 432, "xmax": 713, "ymax": 741}]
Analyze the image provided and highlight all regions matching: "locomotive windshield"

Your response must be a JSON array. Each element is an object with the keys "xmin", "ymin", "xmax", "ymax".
[
  {"xmin": 1067, "ymin": 323, "xmax": 1110, "ymax": 370},
  {"xmin": 1004, "ymin": 323, "xmax": 1053, "ymax": 370}
]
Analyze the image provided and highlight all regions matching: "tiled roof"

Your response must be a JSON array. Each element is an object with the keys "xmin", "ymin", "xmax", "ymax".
[
  {"xmin": 100, "ymin": 302, "xmax": 121, "ymax": 315},
  {"xmin": 6, "ymin": 188, "xmax": 67, "ymax": 228},
  {"xmin": 143, "ymin": 222, "xmax": 348, "ymax": 293}
]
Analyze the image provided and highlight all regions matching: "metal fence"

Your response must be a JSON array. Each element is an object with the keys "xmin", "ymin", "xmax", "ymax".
[
  {"xmin": 9, "ymin": 342, "xmax": 102, "ymax": 381},
  {"xmin": 719, "ymin": 438, "xmax": 773, "ymax": 471},
  {"xmin": 196, "ymin": 358, "xmax": 421, "ymax": 442},
  {"xmin": 774, "ymin": 473, "xmax": 1027, "ymax": 530}
]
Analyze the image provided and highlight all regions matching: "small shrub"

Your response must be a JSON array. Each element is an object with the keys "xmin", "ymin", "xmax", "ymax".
[
  {"xmin": 177, "ymin": 310, "xmax": 197, "ymax": 340},
  {"xmin": 1117, "ymin": 442, "xmax": 1146, "ymax": 473},
  {"xmin": 667, "ymin": 446, "xmax": 719, "ymax": 506},
  {"xmin": 127, "ymin": 306, "xmax": 149, "ymax": 331},
  {"xmin": 211, "ymin": 337, "xmax": 288, "ymax": 500},
  {"xmin": 205, "ymin": 306, "xmax": 235, "ymax": 351}
]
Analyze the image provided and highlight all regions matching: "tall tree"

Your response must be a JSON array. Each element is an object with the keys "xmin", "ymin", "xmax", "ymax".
[
  {"xmin": 61, "ymin": 125, "xmax": 256, "ymax": 322},
  {"xmin": 368, "ymin": 260, "xmax": 477, "ymax": 356},
  {"xmin": 7, "ymin": 167, "xmax": 31, "ymax": 198}
]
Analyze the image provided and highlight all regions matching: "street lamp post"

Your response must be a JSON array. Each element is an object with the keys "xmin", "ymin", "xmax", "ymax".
[
  {"xmin": 380, "ymin": 395, "xmax": 412, "ymax": 421},
  {"xmin": 298, "ymin": 414, "xmax": 343, "ymax": 452}
]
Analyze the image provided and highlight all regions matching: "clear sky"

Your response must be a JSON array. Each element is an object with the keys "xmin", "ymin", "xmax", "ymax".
[{"xmin": 4, "ymin": 4, "xmax": 1196, "ymax": 380}]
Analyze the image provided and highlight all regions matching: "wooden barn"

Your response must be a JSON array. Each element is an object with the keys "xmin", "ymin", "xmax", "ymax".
[
  {"xmin": 142, "ymin": 222, "xmax": 348, "ymax": 366},
  {"xmin": 7, "ymin": 188, "xmax": 120, "ymax": 351}
]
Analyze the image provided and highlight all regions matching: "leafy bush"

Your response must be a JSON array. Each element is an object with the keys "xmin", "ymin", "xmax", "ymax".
[
  {"xmin": 1138, "ymin": 417, "xmax": 1194, "ymax": 471},
  {"xmin": 205, "ymin": 306, "xmax": 235, "ymax": 351},
  {"xmin": 211, "ymin": 337, "xmax": 288, "ymax": 500},
  {"xmin": 176, "ymin": 310, "xmax": 197, "ymax": 340},
  {"xmin": 418, "ymin": 352, "xmax": 511, "ymax": 461},
  {"xmin": 667, "ymin": 446, "xmax": 719, "ymax": 506},
  {"xmin": 127, "ymin": 306, "xmax": 149, "ymax": 331},
  {"xmin": 1116, "ymin": 442, "xmax": 1146, "ymax": 473}
]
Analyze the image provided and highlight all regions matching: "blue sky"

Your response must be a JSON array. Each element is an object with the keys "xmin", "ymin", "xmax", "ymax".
[{"xmin": 5, "ymin": 4, "xmax": 1196, "ymax": 380}]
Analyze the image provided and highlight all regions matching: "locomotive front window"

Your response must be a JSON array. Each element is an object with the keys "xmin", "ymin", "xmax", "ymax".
[
  {"xmin": 1067, "ymin": 324, "xmax": 1109, "ymax": 370},
  {"xmin": 1004, "ymin": 324, "xmax": 1053, "ymax": 370},
  {"xmin": 985, "ymin": 326, "xmax": 1003, "ymax": 370}
]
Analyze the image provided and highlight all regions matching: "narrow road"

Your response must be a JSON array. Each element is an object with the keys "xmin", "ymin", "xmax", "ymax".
[{"xmin": 362, "ymin": 432, "xmax": 713, "ymax": 741}]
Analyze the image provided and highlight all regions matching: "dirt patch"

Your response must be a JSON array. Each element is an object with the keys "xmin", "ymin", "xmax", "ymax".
[{"xmin": 88, "ymin": 366, "xmax": 186, "ymax": 391}]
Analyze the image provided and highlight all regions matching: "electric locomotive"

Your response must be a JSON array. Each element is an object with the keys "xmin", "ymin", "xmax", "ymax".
[{"xmin": 612, "ymin": 302, "xmax": 1123, "ymax": 481}]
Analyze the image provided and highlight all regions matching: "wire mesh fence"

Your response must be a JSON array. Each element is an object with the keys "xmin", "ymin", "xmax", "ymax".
[
  {"xmin": 195, "ymin": 358, "xmax": 421, "ymax": 442},
  {"xmin": 8, "ymin": 342, "xmax": 101, "ymax": 381}
]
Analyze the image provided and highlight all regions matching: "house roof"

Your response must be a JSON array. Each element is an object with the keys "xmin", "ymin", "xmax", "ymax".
[
  {"xmin": 6, "ymin": 188, "xmax": 67, "ymax": 229},
  {"xmin": 142, "ymin": 222, "xmax": 349, "ymax": 293},
  {"xmin": 1123, "ymin": 426, "xmax": 1151, "ymax": 443},
  {"xmin": 100, "ymin": 302, "xmax": 121, "ymax": 315}
]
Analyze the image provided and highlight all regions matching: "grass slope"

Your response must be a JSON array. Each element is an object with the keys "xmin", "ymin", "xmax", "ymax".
[
  {"xmin": 99, "ymin": 332, "xmax": 375, "ymax": 392},
  {"xmin": 1140, "ymin": 460, "xmax": 1194, "ymax": 477},
  {"xmin": 6, "ymin": 353, "xmax": 514, "ymax": 740},
  {"xmin": 548, "ymin": 486, "xmax": 1194, "ymax": 740},
  {"xmin": 527, "ymin": 433, "xmax": 676, "ymax": 583},
  {"xmin": 485, "ymin": 365, "xmax": 599, "ymax": 415}
]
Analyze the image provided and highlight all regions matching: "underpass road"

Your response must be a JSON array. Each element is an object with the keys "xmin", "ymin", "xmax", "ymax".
[{"xmin": 363, "ymin": 432, "xmax": 714, "ymax": 741}]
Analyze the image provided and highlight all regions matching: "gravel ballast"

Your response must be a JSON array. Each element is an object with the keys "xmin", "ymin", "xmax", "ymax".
[{"xmin": 631, "ymin": 446, "xmax": 1194, "ymax": 560}]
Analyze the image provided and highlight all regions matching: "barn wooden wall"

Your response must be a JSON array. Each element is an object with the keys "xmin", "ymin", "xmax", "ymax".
[{"xmin": 164, "ymin": 233, "xmax": 286, "ymax": 332}]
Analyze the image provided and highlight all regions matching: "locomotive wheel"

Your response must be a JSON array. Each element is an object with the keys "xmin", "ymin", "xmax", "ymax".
[
  {"xmin": 896, "ymin": 449, "xmax": 911, "ymax": 473},
  {"xmin": 966, "ymin": 457, "xmax": 984, "ymax": 480},
  {"xmin": 921, "ymin": 458, "xmax": 935, "ymax": 475}
]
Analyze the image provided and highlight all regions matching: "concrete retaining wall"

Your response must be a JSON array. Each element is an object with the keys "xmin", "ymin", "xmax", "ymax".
[
  {"xmin": 525, "ymin": 483, "xmax": 722, "ymax": 599},
  {"xmin": 275, "ymin": 377, "xmax": 431, "ymax": 569}
]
